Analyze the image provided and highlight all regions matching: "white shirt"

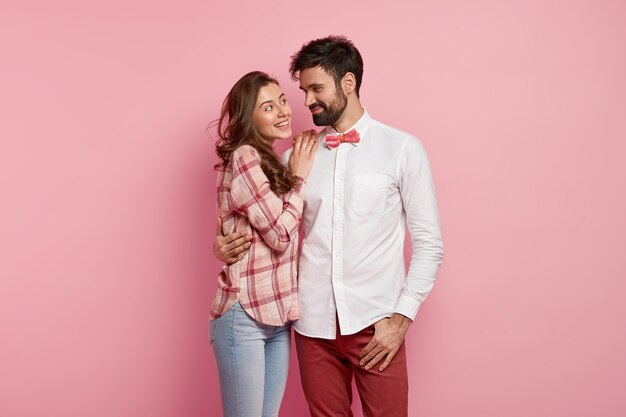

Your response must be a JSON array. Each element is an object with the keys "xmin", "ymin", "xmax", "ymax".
[{"xmin": 284, "ymin": 110, "xmax": 443, "ymax": 339}]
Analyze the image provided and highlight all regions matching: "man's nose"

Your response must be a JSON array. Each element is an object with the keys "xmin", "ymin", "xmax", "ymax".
[{"xmin": 304, "ymin": 93, "xmax": 316, "ymax": 107}]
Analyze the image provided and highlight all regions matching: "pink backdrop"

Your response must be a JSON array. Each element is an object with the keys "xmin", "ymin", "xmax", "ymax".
[{"xmin": 1, "ymin": 1, "xmax": 625, "ymax": 416}]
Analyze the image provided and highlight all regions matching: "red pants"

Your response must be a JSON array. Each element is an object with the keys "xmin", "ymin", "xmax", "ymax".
[{"xmin": 295, "ymin": 325, "xmax": 408, "ymax": 417}]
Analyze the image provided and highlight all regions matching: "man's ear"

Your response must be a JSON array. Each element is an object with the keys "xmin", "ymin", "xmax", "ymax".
[{"xmin": 342, "ymin": 72, "xmax": 356, "ymax": 94}]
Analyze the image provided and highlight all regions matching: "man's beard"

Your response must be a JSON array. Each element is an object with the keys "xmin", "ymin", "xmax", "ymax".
[{"xmin": 309, "ymin": 90, "xmax": 348, "ymax": 126}]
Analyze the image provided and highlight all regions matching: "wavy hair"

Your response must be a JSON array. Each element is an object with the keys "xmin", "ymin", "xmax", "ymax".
[{"xmin": 213, "ymin": 71, "xmax": 297, "ymax": 195}]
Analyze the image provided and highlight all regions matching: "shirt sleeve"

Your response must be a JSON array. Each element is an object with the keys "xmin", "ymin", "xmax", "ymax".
[
  {"xmin": 230, "ymin": 145, "xmax": 305, "ymax": 252},
  {"xmin": 394, "ymin": 137, "xmax": 444, "ymax": 320}
]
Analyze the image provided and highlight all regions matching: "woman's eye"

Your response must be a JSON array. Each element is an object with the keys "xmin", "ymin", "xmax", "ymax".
[
  {"xmin": 265, "ymin": 106, "xmax": 273, "ymax": 111},
  {"xmin": 281, "ymin": 98, "xmax": 287, "ymax": 105}
]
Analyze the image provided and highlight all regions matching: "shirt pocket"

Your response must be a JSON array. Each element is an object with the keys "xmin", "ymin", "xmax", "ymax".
[{"xmin": 352, "ymin": 174, "xmax": 392, "ymax": 214}]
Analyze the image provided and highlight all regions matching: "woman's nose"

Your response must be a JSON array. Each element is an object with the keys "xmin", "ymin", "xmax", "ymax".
[{"xmin": 278, "ymin": 102, "xmax": 289, "ymax": 116}]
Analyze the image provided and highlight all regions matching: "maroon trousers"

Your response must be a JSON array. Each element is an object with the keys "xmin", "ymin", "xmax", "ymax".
[{"xmin": 295, "ymin": 324, "xmax": 408, "ymax": 417}]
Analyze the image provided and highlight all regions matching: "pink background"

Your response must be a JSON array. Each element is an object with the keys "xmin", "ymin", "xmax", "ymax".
[{"xmin": 1, "ymin": 1, "xmax": 625, "ymax": 416}]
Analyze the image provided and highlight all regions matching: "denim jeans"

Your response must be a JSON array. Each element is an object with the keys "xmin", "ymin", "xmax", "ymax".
[{"xmin": 210, "ymin": 302, "xmax": 291, "ymax": 417}]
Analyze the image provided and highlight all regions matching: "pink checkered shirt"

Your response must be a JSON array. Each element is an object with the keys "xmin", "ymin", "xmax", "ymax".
[{"xmin": 210, "ymin": 145, "xmax": 304, "ymax": 326}]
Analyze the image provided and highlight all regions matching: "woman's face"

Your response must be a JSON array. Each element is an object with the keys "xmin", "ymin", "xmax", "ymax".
[{"xmin": 252, "ymin": 83, "xmax": 292, "ymax": 143}]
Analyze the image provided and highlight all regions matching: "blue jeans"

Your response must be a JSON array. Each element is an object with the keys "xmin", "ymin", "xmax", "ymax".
[{"xmin": 210, "ymin": 302, "xmax": 291, "ymax": 417}]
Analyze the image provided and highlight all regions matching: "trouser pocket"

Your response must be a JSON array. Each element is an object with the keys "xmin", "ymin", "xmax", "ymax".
[{"xmin": 209, "ymin": 318, "xmax": 219, "ymax": 344}]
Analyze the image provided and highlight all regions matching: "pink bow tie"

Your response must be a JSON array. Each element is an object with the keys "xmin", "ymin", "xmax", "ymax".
[{"xmin": 325, "ymin": 129, "xmax": 360, "ymax": 149}]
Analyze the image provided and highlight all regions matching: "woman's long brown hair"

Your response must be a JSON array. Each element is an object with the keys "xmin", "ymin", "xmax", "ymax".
[{"xmin": 213, "ymin": 71, "xmax": 298, "ymax": 195}]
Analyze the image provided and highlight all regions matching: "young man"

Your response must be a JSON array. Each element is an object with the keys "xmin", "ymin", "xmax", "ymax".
[{"xmin": 214, "ymin": 36, "xmax": 443, "ymax": 417}]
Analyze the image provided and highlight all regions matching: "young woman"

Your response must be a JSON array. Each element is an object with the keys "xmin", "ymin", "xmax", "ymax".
[{"xmin": 209, "ymin": 71, "xmax": 317, "ymax": 417}]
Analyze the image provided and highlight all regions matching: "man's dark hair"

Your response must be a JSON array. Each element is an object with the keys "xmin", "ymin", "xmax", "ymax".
[{"xmin": 289, "ymin": 35, "xmax": 364, "ymax": 97}]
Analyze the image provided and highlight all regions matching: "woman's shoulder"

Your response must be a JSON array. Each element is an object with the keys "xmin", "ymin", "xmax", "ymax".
[
  {"xmin": 232, "ymin": 144, "xmax": 260, "ymax": 160},
  {"xmin": 230, "ymin": 145, "xmax": 262, "ymax": 173}
]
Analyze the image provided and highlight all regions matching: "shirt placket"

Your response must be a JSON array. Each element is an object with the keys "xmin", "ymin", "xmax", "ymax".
[{"xmin": 331, "ymin": 144, "xmax": 349, "ymax": 334}]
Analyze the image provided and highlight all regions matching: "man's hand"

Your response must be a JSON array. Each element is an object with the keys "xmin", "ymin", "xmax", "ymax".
[
  {"xmin": 359, "ymin": 313, "xmax": 412, "ymax": 372},
  {"xmin": 213, "ymin": 217, "xmax": 252, "ymax": 265}
]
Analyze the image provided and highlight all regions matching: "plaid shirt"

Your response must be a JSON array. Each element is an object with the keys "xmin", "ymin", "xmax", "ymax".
[{"xmin": 210, "ymin": 145, "xmax": 304, "ymax": 326}]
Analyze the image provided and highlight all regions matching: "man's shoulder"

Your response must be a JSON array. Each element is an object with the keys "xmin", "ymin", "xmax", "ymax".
[
  {"xmin": 282, "ymin": 129, "xmax": 326, "ymax": 160},
  {"xmin": 281, "ymin": 146, "xmax": 293, "ymax": 163},
  {"xmin": 368, "ymin": 118, "xmax": 423, "ymax": 149}
]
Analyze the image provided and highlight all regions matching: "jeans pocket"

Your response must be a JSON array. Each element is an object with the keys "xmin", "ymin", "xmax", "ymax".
[{"xmin": 209, "ymin": 318, "xmax": 219, "ymax": 345}]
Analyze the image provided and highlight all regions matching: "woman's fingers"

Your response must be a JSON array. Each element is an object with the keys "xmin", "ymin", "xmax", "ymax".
[
  {"xmin": 300, "ymin": 129, "xmax": 317, "ymax": 154},
  {"xmin": 310, "ymin": 138, "xmax": 319, "ymax": 155},
  {"xmin": 215, "ymin": 217, "xmax": 225, "ymax": 238},
  {"xmin": 293, "ymin": 133, "xmax": 303, "ymax": 153},
  {"xmin": 305, "ymin": 131, "xmax": 318, "ymax": 155},
  {"xmin": 290, "ymin": 130, "xmax": 318, "ymax": 179}
]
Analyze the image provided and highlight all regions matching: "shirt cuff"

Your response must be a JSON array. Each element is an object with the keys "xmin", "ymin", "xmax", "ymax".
[{"xmin": 394, "ymin": 294, "xmax": 421, "ymax": 321}]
